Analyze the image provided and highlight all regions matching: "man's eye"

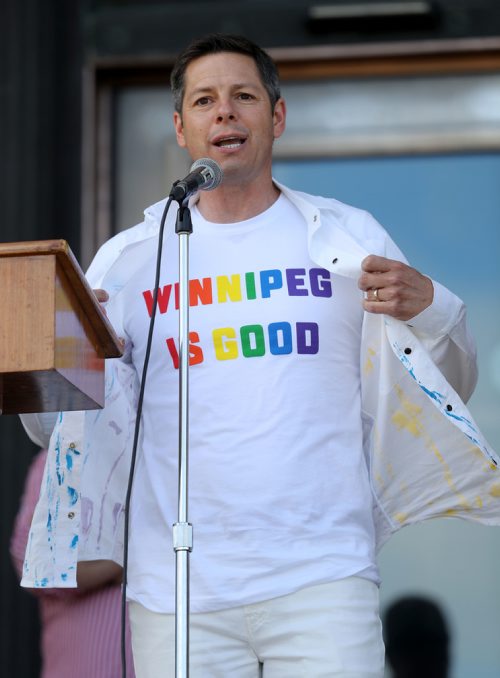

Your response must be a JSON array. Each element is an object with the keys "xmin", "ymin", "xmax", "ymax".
[
  {"xmin": 238, "ymin": 93, "xmax": 254, "ymax": 100},
  {"xmin": 195, "ymin": 97, "xmax": 211, "ymax": 106}
]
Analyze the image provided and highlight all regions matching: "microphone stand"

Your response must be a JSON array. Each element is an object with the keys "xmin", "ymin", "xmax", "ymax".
[{"xmin": 173, "ymin": 200, "xmax": 193, "ymax": 678}]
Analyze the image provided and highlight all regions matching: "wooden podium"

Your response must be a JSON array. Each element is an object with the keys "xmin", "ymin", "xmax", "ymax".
[{"xmin": 0, "ymin": 240, "xmax": 123, "ymax": 414}]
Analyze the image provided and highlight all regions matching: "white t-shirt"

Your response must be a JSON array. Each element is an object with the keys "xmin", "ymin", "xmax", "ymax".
[{"xmin": 121, "ymin": 193, "xmax": 378, "ymax": 613}]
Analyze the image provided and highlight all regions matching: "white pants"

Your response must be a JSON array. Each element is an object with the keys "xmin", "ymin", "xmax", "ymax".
[{"xmin": 129, "ymin": 577, "xmax": 384, "ymax": 677}]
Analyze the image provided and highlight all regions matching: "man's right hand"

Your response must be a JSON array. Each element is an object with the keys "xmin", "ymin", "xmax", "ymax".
[{"xmin": 93, "ymin": 288, "xmax": 109, "ymax": 314}]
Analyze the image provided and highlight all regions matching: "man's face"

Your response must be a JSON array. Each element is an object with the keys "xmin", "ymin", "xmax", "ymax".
[{"xmin": 173, "ymin": 52, "xmax": 286, "ymax": 186}]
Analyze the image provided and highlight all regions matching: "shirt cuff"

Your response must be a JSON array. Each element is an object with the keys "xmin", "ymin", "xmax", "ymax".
[{"xmin": 407, "ymin": 279, "xmax": 463, "ymax": 338}]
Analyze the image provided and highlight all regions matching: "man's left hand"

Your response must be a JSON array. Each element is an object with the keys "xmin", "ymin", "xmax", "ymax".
[{"xmin": 359, "ymin": 255, "xmax": 434, "ymax": 321}]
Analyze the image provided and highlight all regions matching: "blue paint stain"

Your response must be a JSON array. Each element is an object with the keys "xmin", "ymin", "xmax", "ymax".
[
  {"xmin": 47, "ymin": 511, "xmax": 52, "ymax": 532},
  {"xmin": 61, "ymin": 573, "xmax": 68, "ymax": 582},
  {"xmin": 399, "ymin": 354, "xmax": 446, "ymax": 405},
  {"xmin": 38, "ymin": 578, "xmax": 49, "ymax": 588},
  {"xmin": 419, "ymin": 384, "xmax": 444, "ymax": 404},
  {"xmin": 66, "ymin": 453, "xmax": 73, "ymax": 471},
  {"xmin": 55, "ymin": 440, "xmax": 64, "ymax": 486},
  {"xmin": 67, "ymin": 487, "xmax": 78, "ymax": 506},
  {"xmin": 70, "ymin": 535, "xmax": 79, "ymax": 549},
  {"xmin": 445, "ymin": 410, "xmax": 475, "ymax": 430}
]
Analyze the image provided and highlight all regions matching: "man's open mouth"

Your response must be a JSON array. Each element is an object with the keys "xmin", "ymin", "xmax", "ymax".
[{"xmin": 214, "ymin": 136, "xmax": 246, "ymax": 148}]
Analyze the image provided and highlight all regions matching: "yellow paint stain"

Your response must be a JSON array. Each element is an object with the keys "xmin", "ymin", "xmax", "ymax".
[
  {"xmin": 444, "ymin": 508, "xmax": 457, "ymax": 517},
  {"xmin": 392, "ymin": 411, "xmax": 423, "ymax": 437},
  {"xmin": 391, "ymin": 386, "xmax": 424, "ymax": 438},
  {"xmin": 375, "ymin": 473, "xmax": 385, "ymax": 488},
  {"xmin": 468, "ymin": 444, "xmax": 499, "ymax": 473},
  {"xmin": 427, "ymin": 440, "xmax": 471, "ymax": 510},
  {"xmin": 469, "ymin": 445, "xmax": 485, "ymax": 462},
  {"xmin": 475, "ymin": 496, "xmax": 483, "ymax": 508},
  {"xmin": 393, "ymin": 385, "xmax": 422, "ymax": 417},
  {"xmin": 394, "ymin": 512, "xmax": 409, "ymax": 524},
  {"xmin": 489, "ymin": 484, "xmax": 500, "ymax": 498},
  {"xmin": 433, "ymin": 447, "xmax": 445, "ymax": 464},
  {"xmin": 363, "ymin": 347, "xmax": 376, "ymax": 375},
  {"xmin": 391, "ymin": 384, "xmax": 473, "ymax": 510}
]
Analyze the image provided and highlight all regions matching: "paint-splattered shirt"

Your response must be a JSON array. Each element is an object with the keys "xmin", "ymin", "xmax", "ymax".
[{"xmin": 10, "ymin": 449, "xmax": 135, "ymax": 677}]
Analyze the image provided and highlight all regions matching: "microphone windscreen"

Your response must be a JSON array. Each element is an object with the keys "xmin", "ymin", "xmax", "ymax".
[{"xmin": 190, "ymin": 158, "xmax": 223, "ymax": 191}]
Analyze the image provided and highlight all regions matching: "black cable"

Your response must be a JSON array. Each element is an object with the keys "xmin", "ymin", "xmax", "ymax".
[{"xmin": 120, "ymin": 196, "xmax": 173, "ymax": 678}]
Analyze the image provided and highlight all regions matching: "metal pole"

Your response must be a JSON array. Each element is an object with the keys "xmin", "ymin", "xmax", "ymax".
[{"xmin": 173, "ymin": 205, "xmax": 193, "ymax": 678}]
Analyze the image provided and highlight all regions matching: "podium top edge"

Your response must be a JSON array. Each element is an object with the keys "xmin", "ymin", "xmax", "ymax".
[{"xmin": 0, "ymin": 240, "xmax": 70, "ymax": 257}]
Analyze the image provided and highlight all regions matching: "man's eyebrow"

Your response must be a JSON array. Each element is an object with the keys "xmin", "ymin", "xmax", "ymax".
[
  {"xmin": 187, "ymin": 86, "xmax": 212, "ymax": 98},
  {"xmin": 230, "ymin": 82, "xmax": 259, "ymax": 90},
  {"xmin": 187, "ymin": 82, "xmax": 260, "ymax": 97}
]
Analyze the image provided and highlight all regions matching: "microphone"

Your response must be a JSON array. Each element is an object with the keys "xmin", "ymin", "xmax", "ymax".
[{"xmin": 169, "ymin": 158, "xmax": 223, "ymax": 202}]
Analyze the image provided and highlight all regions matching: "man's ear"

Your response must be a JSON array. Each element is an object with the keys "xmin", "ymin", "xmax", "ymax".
[
  {"xmin": 173, "ymin": 111, "xmax": 186, "ymax": 148},
  {"xmin": 273, "ymin": 98, "xmax": 286, "ymax": 140}
]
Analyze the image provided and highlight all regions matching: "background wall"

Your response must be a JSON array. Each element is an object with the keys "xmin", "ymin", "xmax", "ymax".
[{"xmin": 1, "ymin": 2, "xmax": 83, "ymax": 675}]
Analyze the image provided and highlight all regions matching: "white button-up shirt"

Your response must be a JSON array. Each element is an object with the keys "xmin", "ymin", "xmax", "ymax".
[{"xmin": 20, "ymin": 183, "xmax": 500, "ymax": 590}]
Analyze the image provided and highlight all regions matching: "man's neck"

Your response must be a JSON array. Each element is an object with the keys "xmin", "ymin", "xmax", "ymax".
[{"xmin": 195, "ymin": 179, "xmax": 281, "ymax": 224}]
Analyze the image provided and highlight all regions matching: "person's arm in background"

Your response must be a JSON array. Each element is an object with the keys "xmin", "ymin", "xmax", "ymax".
[{"xmin": 76, "ymin": 560, "xmax": 123, "ymax": 594}]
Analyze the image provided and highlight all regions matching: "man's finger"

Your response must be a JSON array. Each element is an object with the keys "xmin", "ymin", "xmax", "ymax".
[
  {"xmin": 361, "ymin": 254, "xmax": 394, "ymax": 273},
  {"xmin": 363, "ymin": 298, "xmax": 388, "ymax": 315},
  {"xmin": 358, "ymin": 273, "xmax": 387, "ymax": 292},
  {"xmin": 365, "ymin": 288, "xmax": 382, "ymax": 303},
  {"xmin": 93, "ymin": 288, "xmax": 109, "ymax": 303}
]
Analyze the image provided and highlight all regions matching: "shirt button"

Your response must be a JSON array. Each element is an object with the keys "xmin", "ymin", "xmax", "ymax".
[
  {"xmin": 69, "ymin": 443, "xmax": 76, "ymax": 449},
  {"xmin": 446, "ymin": 404, "xmax": 453, "ymax": 412},
  {"xmin": 404, "ymin": 347, "xmax": 412, "ymax": 355},
  {"xmin": 68, "ymin": 512, "xmax": 75, "ymax": 519}
]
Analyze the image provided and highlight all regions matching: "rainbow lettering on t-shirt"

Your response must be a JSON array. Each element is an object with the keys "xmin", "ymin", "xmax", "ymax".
[
  {"xmin": 141, "ymin": 267, "xmax": 332, "ymax": 368},
  {"xmin": 142, "ymin": 268, "xmax": 332, "ymax": 316}
]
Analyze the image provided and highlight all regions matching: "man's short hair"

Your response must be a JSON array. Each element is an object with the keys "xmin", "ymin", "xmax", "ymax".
[{"xmin": 170, "ymin": 33, "xmax": 281, "ymax": 114}]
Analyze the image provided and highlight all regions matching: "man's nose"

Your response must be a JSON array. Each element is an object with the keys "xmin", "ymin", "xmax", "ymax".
[{"xmin": 216, "ymin": 98, "xmax": 237, "ymax": 122}]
